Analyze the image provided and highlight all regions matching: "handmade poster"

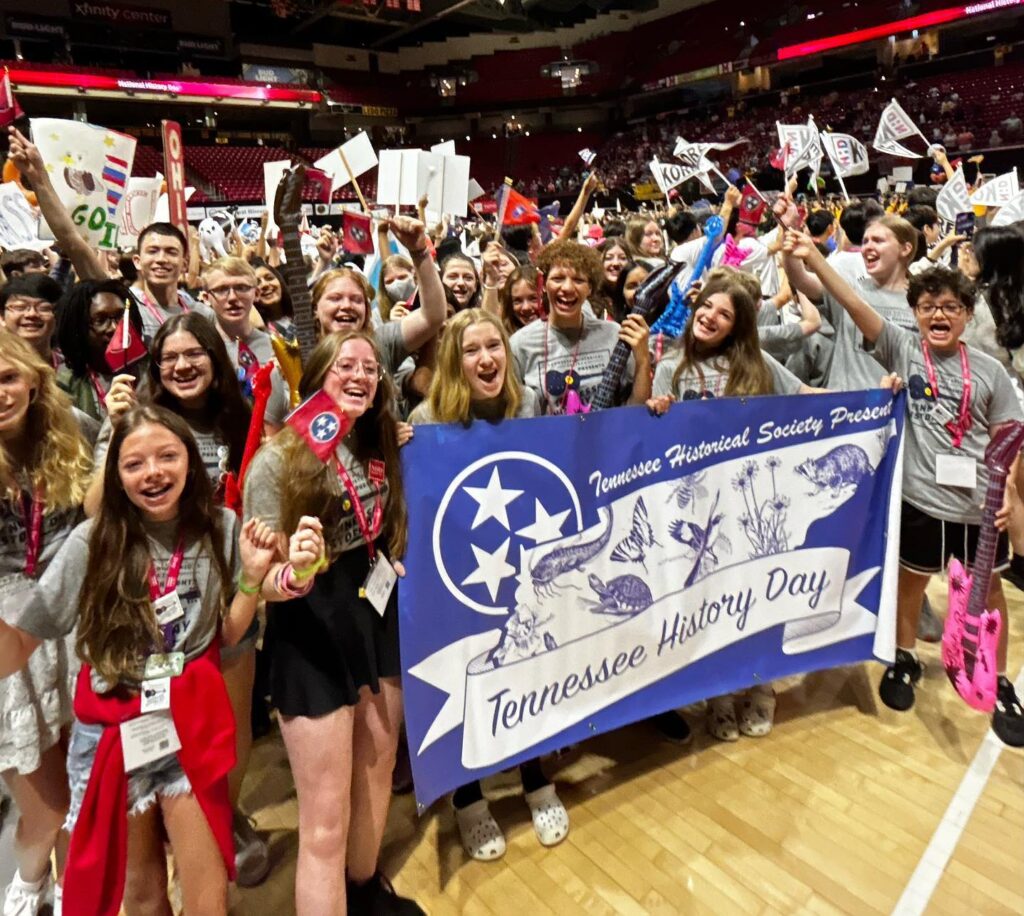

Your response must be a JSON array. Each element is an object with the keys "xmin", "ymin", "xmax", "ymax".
[
  {"xmin": 0, "ymin": 182, "xmax": 46, "ymax": 251},
  {"xmin": 31, "ymin": 117, "xmax": 136, "ymax": 249},
  {"xmin": 400, "ymin": 389, "xmax": 905, "ymax": 807}
]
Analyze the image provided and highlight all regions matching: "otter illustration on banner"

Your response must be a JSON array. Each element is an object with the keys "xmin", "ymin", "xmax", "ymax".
[{"xmin": 399, "ymin": 390, "xmax": 905, "ymax": 808}]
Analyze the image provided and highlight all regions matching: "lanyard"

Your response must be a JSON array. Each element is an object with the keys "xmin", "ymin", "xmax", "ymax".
[
  {"xmin": 86, "ymin": 369, "xmax": 109, "ymax": 414},
  {"xmin": 21, "ymin": 487, "xmax": 44, "ymax": 577},
  {"xmin": 542, "ymin": 321, "xmax": 584, "ymax": 413},
  {"xmin": 921, "ymin": 341, "xmax": 973, "ymax": 448},
  {"xmin": 334, "ymin": 458, "xmax": 384, "ymax": 561},
  {"xmin": 148, "ymin": 538, "xmax": 186, "ymax": 651},
  {"xmin": 236, "ymin": 339, "xmax": 260, "ymax": 397},
  {"xmin": 136, "ymin": 288, "xmax": 189, "ymax": 328}
]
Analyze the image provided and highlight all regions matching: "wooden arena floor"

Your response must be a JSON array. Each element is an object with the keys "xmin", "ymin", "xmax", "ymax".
[{"xmin": 229, "ymin": 579, "xmax": 1024, "ymax": 916}]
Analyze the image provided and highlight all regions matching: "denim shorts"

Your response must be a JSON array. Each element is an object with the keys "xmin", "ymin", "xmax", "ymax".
[{"xmin": 64, "ymin": 719, "xmax": 192, "ymax": 831}]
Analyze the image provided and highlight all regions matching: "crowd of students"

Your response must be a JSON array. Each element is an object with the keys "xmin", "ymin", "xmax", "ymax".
[{"xmin": 0, "ymin": 115, "xmax": 1023, "ymax": 916}]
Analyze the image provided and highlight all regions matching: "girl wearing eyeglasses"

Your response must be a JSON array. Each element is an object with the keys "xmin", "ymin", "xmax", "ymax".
[
  {"xmin": 787, "ymin": 234, "xmax": 1024, "ymax": 747},
  {"xmin": 55, "ymin": 279, "xmax": 146, "ymax": 423},
  {"xmin": 243, "ymin": 330, "xmax": 422, "ymax": 915}
]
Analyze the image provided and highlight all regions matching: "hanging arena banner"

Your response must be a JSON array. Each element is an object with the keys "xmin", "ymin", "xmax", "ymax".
[{"xmin": 400, "ymin": 389, "xmax": 906, "ymax": 808}]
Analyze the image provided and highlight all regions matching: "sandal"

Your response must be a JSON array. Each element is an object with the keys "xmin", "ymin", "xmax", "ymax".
[
  {"xmin": 524, "ymin": 784, "xmax": 569, "ymax": 847},
  {"xmin": 707, "ymin": 694, "xmax": 739, "ymax": 741},
  {"xmin": 454, "ymin": 798, "xmax": 506, "ymax": 861},
  {"xmin": 738, "ymin": 685, "xmax": 776, "ymax": 737}
]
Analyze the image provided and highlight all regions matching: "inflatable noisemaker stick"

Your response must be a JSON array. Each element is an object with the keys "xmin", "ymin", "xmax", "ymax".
[
  {"xmin": 221, "ymin": 362, "xmax": 275, "ymax": 515},
  {"xmin": 494, "ymin": 177, "xmax": 514, "ymax": 244},
  {"xmin": 338, "ymin": 147, "xmax": 370, "ymax": 215}
]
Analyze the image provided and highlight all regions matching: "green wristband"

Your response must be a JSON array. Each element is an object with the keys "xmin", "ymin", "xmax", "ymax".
[
  {"xmin": 292, "ymin": 555, "xmax": 328, "ymax": 582},
  {"xmin": 237, "ymin": 574, "xmax": 262, "ymax": 596}
]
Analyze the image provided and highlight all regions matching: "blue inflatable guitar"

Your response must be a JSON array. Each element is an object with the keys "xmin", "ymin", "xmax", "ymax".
[{"xmin": 649, "ymin": 215, "xmax": 725, "ymax": 340}]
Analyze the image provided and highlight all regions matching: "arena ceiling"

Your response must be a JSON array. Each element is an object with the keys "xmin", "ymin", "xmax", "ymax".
[{"xmin": 231, "ymin": 0, "xmax": 659, "ymax": 51}]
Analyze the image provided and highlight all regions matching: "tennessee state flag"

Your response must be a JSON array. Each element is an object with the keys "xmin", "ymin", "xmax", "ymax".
[
  {"xmin": 501, "ymin": 187, "xmax": 541, "ymax": 226},
  {"xmin": 342, "ymin": 210, "xmax": 374, "ymax": 255},
  {"xmin": 104, "ymin": 307, "xmax": 147, "ymax": 372},
  {"xmin": 286, "ymin": 389, "xmax": 352, "ymax": 462},
  {"xmin": 0, "ymin": 70, "xmax": 24, "ymax": 129},
  {"xmin": 739, "ymin": 185, "xmax": 767, "ymax": 227},
  {"xmin": 769, "ymin": 144, "xmax": 789, "ymax": 172}
]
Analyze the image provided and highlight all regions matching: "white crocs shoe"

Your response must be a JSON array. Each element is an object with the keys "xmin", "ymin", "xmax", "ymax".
[
  {"xmin": 454, "ymin": 799, "xmax": 506, "ymax": 861},
  {"xmin": 524, "ymin": 784, "xmax": 569, "ymax": 847},
  {"xmin": 3, "ymin": 872, "xmax": 53, "ymax": 916}
]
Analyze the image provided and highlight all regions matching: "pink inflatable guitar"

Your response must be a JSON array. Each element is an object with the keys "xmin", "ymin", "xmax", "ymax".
[{"xmin": 941, "ymin": 421, "xmax": 1024, "ymax": 711}]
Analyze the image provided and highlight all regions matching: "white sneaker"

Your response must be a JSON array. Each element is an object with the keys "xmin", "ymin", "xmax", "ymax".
[
  {"xmin": 454, "ymin": 798, "xmax": 506, "ymax": 861},
  {"xmin": 524, "ymin": 784, "xmax": 569, "ymax": 847},
  {"xmin": 3, "ymin": 872, "xmax": 53, "ymax": 916}
]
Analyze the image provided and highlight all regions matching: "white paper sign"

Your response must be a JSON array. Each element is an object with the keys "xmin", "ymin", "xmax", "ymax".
[
  {"xmin": 467, "ymin": 178, "xmax": 486, "ymax": 202},
  {"xmin": 431, "ymin": 140, "xmax": 456, "ymax": 157},
  {"xmin": 314, "ymin": 131, "xmax": 378, "ymax": 192},
  {"xmin": 154, "ymin": 186, "xmax": 195, "ymax": 225},
  {"xmin": 377, "ymin": 150, "xmax": 419, "ymax": 207},
  {"xmin": 263, "ymin": 160, "xmax": 292, "ymax": 236},
  {"xmin": 441, "ymin": 154, "xmax": 471, "ymax": 217},
  {"xmin": 31, "ymin": 117, "xmax": 137, "ymax": 249},
  {"xmin": 0, "ymin": 183, "xmax": 47, "ymax": 251},
  {"xmin": 119, "ymin": 175, "xmax": 164, "ymax": 246}
]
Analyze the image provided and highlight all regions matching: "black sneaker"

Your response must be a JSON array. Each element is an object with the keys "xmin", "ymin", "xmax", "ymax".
[
  {"xmin": 649, "ymin": 710, "xmax": 692, "ymax": 744},
  {"xmin": 992, "ymin": 676, "xmax": 1024, "ymax": 748},
  {"xmin": 347, "ymin": 872, "xmax": 425, "ymax": 916},
  {"xmin": 879, "ymin": 649, "xmax": 924, "ymax": 711}
]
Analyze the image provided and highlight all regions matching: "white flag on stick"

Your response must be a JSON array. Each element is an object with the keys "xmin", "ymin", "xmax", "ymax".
[
  {"xmin": 935, "ymin": 165, "xmax": 971, "ymax": 223},
  {"xmin": 992, "ymin": 189, "xmax": 1024, "ymax": 227},
  {"xmin": 314, "ymin": 132, "xmax": 378, "ymax": 193},
  {"xmin": 970, "ymin": 169, "xmax": 1020, "ymax": 207},
  {"xmin": 31, "ymin": 117, "xmax": 136, "ymax": 249},
  {"xmin": 873, "ymin": 99, "xmax": 928, "ymax": 159},
  {"xmin": 776, "ymin": 119, "xmax": 822, "ymax": 182},
  {"xmin": 820, "ymin": 132, "xmax": 869, "ymax": 177},
  {"xmin": 578, "ymin": 148, "xmax": 596, "ymax": 167}
]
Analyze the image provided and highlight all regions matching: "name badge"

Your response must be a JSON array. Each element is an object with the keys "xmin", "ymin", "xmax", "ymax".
[
  {"xmin": 361, "ymin": 555, "xmax": 397, "ymax": 617},
  {"xmin": 140, "ymin": 676, "xmax": 171, "ymax": 713},
  {"xmin": 143, "ymin": 652, "xmax": 185, "ymax": 680},
  {"xmin": 935, "ymin": 453, "xmax": 977, "ymax": 489},
  {"xmin": 120, "ymin": 711, "xmax": 181, "ymax": 772},
  {"xmin": 153, "ymin": 591, "xmax": 184, "ymax": 626}
]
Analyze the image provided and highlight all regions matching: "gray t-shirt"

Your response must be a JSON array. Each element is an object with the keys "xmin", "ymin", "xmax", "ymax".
[
  {"xmin": 874, "ymin": 321, "xmax": 1024, "ymax": 524},
  {"xmin": 224, "ymin": 327, "xmax": 291, "ymax": 427},
  {"xmin": 94, "ymin": 415, "xmax": 231, "ymax": 492},
  {"xmin": 7, "ymin": 510, "xmax": 240, "ymax": 670},
  {"xmin": 130, "ymin": 287, "xmax": 214, "ymax": 342},
  {"xmin": 510, "ymin": 314, "xmax": 632, "ymax": 414},
  {"xmin": 374, "ymin": 320, "xmax": 409, "ymax": 377},
  {"xmin": 652, "ymin": 349, "xmax": 802, "ymax": 400},
  {"xmin": 408, "ymin": 387, "xmax": 541, "ymax": 425},
  {"xmin": 244, "ymin": 437, "xmax": 389, "ymax": 554},
  {"xmin": 822, "ymin": 279, "xmax": 917, "ymax": 391},
  {"xmin": 759, "ymin": 323, "xmax": 806, "ymax": 362}
]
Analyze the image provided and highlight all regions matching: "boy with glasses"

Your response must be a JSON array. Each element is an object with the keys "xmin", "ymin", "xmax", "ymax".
[
  {"xmin": 0, "ymin": 274, "xmax": 63, "ymax": 367},
  {"xmin": 786, "ymin": 235, "xmax": 1024, "ymax": 747}
]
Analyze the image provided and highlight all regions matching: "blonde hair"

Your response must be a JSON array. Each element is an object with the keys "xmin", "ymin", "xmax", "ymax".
[
  {"xmin": 706, "ymin": 265, "xmax": 763, "ymax": 301},
  {"xmin": 202, "ymin": 256, "xmax": 257, "ymax": 283},
  {"xmin": 311, "ymin": 268, "xmax": 377, "ymax": 333},
  {"xmin": 0, "ymin": 332, "xmax": 91, "ymax": 512},
  {"xmin": 867, "ymin": 214, "xmax": 919, "ymax": 266},
  {"xmin": 625, "ymin": 217, "xmax": 663, "ymax": 258},
  {"xmin": 275, "ymin": 330, "xmax": 407, "ymax": 559},
  {"xmin": 425, "ymin": 309, "xmax": 522, "ymax": 423}
]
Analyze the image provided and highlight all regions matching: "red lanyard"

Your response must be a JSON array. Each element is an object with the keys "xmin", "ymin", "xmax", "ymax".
[
  {"xmin": 334, "ymin": 458, "xmax": 384, "ymax": 561},
  {"xmin": 921, "ymin": 341, "xmax": 973, "ymax": 448},
  {"xmin": 147, "ymin": 538, "xmax": 186, "ymax": 601},
  {"xmin": 21, "ymin": 487, "xmax": 44, "ymax": 577},
  {"xmin": 86, "ymin": 369, "xmax": 108, "ymax": 413},
  {"xmin": 137, "ymin": 289, "xmax": 189, "ymax": 328}
]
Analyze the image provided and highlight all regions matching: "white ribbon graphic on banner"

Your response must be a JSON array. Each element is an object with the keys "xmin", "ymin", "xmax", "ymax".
[{"xmin": 411, "ymin": 547, "xmax": 877, "ymax": 767}]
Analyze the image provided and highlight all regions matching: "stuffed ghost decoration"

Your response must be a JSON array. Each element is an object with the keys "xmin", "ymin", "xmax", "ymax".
[{"xmin": 197, "ymin": 218, "xmax": 227, "ymax": 263}]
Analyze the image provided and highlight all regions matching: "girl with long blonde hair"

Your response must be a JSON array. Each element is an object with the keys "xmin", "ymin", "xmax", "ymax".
[
  {"xmin": 243, "ymin": 329, "xmax": 421, "ymax": 915},
  {"xmin": 0, "ymin": 331, "xmax": 91, "ymax": 915}
]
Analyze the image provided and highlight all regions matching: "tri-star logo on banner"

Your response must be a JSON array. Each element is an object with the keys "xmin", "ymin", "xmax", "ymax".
[
  {"xmin": 31, "ymin": 117, "xmax": 136, "ymax": 249},
  {"xmin": 400, "ymin": 390, "xmax": 905, "ymax": 807}
]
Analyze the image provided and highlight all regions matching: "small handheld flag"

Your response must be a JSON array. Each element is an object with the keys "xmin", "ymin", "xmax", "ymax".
[
  {"xmin": 342, "ymin": 210, "xmax": 374, "ymax": 254},
  {"xmin": 286, "ymin": 389, "xmax": 352, "ymax": 462},
  {"xmin": 104, "ymin": 301, "xmax": 147, "ymax": 372},
  {"xmin": 0, "ymin": 68, "xmax": 24, "ymax": 129}
]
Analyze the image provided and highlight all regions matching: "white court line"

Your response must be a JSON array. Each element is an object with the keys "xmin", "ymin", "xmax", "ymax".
[{"xmin": 891, "ymin": 667, "xmax": 1024, "ymax": 916}]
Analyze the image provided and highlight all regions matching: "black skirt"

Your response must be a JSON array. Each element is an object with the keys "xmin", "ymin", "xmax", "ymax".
[{"xmin": 267, "ymin": 547, "xmax": 401, "ymax": 717}]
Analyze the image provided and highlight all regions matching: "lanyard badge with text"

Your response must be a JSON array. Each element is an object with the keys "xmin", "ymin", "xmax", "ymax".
[
  {"xmin": 142, "ymin": 538, "xmax": 187, "ymax": 696},
  {"xmin": 335, "ymin": 457, "xmax": 395, "ymax": 615},
  {"xmin": 922, "ymin": 342, "xmax": 977, "ymax": 488}
]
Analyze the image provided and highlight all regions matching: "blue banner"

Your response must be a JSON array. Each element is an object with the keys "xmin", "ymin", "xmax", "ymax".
[{"xmin": 400, "ymin": 390, "xmax": 906, "ymax": 808}]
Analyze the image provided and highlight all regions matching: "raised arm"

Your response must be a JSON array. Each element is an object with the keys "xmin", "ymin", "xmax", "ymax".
[
  {"xmin": 783, "ymin": 229, "xmax": 884, "ymax": 344},
  {"xmin": 7, "ymin": 126, "xmax": 106, "ymax": 281},
  {"xmin": 773, "ymin": 193, "xmax": 824, "ymax": 303},
  {"xmin": 391, "ymin": 216, "xmax": 447, "ymax": 352},
  {"xmin": 559, "ymin": 172, "xmax": 601, "ymax": 242}
]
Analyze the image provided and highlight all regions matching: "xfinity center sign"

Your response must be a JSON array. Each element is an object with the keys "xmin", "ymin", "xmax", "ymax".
[{"xmin": 71, "ymin": 1, "xmax": 172, "ymax": 29}]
